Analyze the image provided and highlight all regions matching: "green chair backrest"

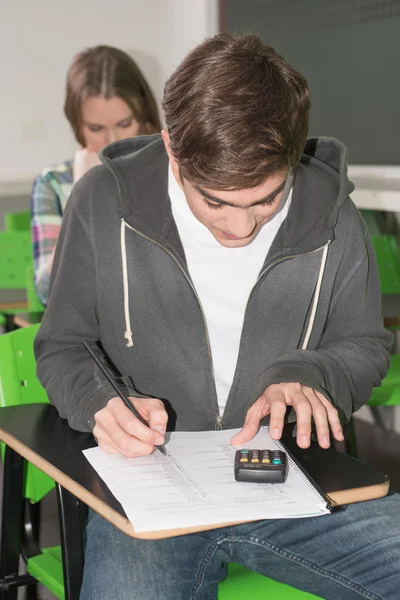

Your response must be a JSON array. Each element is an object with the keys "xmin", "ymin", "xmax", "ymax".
[
  {"xmin": 5, "ymin": 210, "xmax": 31, "ymax": 232},
  {"xmin": 0, "ymin": 230, "xmax": 32, "ymax": 289},
  {"xmin": 371, "ymin": 235, "xmax": 400, "ymax": 294},
  {"xmin": 0, "ymin": 324, "xmax": 54, "ymax": 502}
]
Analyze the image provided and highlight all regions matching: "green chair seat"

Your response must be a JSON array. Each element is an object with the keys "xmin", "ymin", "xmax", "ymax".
[
  {"xmin": 27, "ymin": 546, "xmax": 64, "ymax": 600},
  {"xmin": 219, "ymin": 563, "xmax": 322, "ymax": 599}
]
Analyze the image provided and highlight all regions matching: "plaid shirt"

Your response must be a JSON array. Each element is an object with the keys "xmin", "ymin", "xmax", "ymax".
[{"xmin": 31, "ymin": 160, "xmax": 73, "ymax": 305}]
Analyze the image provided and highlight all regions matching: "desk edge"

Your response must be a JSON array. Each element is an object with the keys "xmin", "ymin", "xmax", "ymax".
[{"xmin": 0, "ymin": 427, "xmax": 390, "ymax": 540}]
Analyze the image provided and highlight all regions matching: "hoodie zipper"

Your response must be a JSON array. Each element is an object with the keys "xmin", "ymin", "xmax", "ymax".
[
  {"xmin": 123, "ymin": 219, "xmax": 330, "ymax": 430},
  {"xmin": 251, "ymin": 241, "xmax": 331, "ymax": 300},
  {"xmin": 122, "ymin": 219, "xmax": 217, "ymax": 385}
]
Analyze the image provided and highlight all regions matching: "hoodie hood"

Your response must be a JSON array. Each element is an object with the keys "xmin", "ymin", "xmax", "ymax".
[{"xmin": 100, "ymin": 134, "xmax": 354, "ymax": 256}]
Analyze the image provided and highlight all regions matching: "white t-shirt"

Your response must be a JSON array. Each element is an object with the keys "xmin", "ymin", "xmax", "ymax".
[{"xmin": 169, "ymin": 165, "xmax": 292, "ymax": 415}]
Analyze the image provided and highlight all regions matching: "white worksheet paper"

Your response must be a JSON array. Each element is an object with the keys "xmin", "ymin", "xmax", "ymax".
[{"xmin": 83, "ymin": 427, "xmax": 329, "ymax": 532}]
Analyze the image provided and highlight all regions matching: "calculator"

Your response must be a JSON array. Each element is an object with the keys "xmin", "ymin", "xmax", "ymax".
[{"xmin": 234, "ymin": 449, "xmax": 288, "ymax": 484}]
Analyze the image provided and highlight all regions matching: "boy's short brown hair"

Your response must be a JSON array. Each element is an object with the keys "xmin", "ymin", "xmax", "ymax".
[{"xmin": 163, "ymin": 34, "xmax": 310, "ymax": 190}]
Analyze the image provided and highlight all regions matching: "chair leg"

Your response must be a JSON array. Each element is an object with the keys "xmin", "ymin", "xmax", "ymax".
[
  {"xmin": 22, "ymin": 500, "xmax": 41, "ymax": 561},
  {"xmin": 56, "ymin": 484, "xmax": 87, "ymax": 600},
  {"xmin": 22, "ymin": 501, "xmax": 41, "ymax": 600},
  {"xmin": 24, "ymin": 584, "xmax": 39, "ymax": 600},
  {"xmin": 0, "ymin": 447, "xmax": 36, "ymax": 599},
  {"xmin": 343, "ymin": 417, "xmax": 359, "ymax": 457},
  {"xmin": 4, "ymin": 315, "xmax": 18, "ymax": 333}
]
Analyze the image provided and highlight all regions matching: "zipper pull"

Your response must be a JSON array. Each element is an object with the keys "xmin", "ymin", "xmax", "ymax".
[{"xmin": 215, "ymin": 415, "xmax": 223, "ymax": 431}]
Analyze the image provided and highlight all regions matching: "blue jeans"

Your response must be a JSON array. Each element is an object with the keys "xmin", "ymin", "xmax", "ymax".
[{"xmin": 80, "ymin": 492, "xmax": 400, "ymax": 600}]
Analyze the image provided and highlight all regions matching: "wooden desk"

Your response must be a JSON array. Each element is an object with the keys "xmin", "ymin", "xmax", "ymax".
[
  {"xmin": 0, "ymin": 404, "xmax": 390, "ymax": 600},
  {"xmin": 0, "ymin": 404, "xmax": 390, "ymax": 541}
]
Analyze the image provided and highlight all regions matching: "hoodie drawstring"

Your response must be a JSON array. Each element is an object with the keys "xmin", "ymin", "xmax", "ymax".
[
  {"xmin": 120, "ymin": 220, "xmax": 134, "ymax": 347},
  {"xmin": 301, "ymin": 243, "xmax": 329, "ymax": 350},
  {"xmin": 120, "ymin": 214, "xmax": 328, "ymax": 351}
]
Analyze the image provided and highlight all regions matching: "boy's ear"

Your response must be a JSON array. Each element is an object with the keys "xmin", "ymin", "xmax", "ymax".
[{"xmin": 161, "ymin": 129, "xmax": 173, "ymax": 161}]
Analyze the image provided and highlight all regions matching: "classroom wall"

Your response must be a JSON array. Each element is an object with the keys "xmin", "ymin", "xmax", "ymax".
[
  {"xmin": 224, "ymin": 0, "xmax": 400, "ymax": 166},
  {"xmin": 0, "ymin": 0, "xmax": 218, "ymax": 187}
]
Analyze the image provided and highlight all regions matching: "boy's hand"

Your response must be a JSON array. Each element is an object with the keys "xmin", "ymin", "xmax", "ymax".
[
  {"xmin": 230, "ymin": 382, "xmax": 344, "ymax": 449},
  {"xmin": 93, "ymin": 397, "xmax": 168, "ymax": 457}
]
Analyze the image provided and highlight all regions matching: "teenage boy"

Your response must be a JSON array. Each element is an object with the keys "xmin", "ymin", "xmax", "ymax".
[{"xmin": 36, "ymin": 34, "xmax": 399, "ymax": 600}]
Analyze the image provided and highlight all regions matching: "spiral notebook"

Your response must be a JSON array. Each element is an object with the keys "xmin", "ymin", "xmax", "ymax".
[{"xmin": 83, "ymin": 427, "xmax": 333, "ymax": 533}]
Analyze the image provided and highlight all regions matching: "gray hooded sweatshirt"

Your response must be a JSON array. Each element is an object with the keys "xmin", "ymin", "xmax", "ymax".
[{"xmin": 35, "ymin": 135, "xmax": 393, "ymax": 433}]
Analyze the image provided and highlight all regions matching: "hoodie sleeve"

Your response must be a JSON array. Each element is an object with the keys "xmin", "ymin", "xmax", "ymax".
[
  {"xmin": 253, "ymin": 223, "xmax": 393, "ymax": 424},
  {"xmin": 34, "ymin": 186, "xmax": 144, "ymax": 432}
]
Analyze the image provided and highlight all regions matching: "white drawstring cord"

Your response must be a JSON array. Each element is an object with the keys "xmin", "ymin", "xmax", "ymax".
[
  {"xmin": 120, "ymin": 220, "xmax": 134, "ymax": 347},
  {"xmin": 301, "ymin": 243, "xmax": 329, "ymax": 350}
]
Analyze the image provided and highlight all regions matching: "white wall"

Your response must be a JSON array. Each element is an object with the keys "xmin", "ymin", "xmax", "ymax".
[{"xmin": 0, "ymin": 0, "xmax": 218, "ymax": 187}]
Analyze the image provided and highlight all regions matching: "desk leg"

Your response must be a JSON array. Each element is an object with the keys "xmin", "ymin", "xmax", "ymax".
[
  {"xmin": 56, "ymin": 484, "xmax": 87, "ymax": 600},
  {"xmin": 0, "ymin": 447, "xmax": 34, "ymax": 599}
]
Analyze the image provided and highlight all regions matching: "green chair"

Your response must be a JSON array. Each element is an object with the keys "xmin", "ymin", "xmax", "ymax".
[
  {"xmin": 0, "ymin": 324, "xmax": 63, "ymax": 599},
  {"xmin": 0, "ymin": 230, "xmax": 45, "ymax": 330},
  {"xmin": 0, "ymin": 230, "xmax": 31, "ymax": 290},
  {"xmin": 0, "ymin": 230, "xmax": 31, "ymax": 325},
  {"xmin": 368, "ymin": 234, "xmax": 400, "ymax": 409},
  {"xmin": 371, "ymin": 235, "xmax": 400, "ymax": 295},
  {"xmin": 0, "ymin": 325, "xmax": 323, "ymax": 600},
  {"xmin": 343, "ymin": 226, "xmax": 400, "ymax": 452},
  {"xmin": 4, "ymin": 210, "xmax": 30, "ymax": 232},
  {"xmin": 219, "ymin": 563, "xmax": 322, "ymax": 599}
]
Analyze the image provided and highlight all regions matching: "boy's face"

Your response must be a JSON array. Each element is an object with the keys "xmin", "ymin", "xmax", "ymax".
[{"xmin": 163, "ymin": 131, "xmax": 288, "ymax": 248}]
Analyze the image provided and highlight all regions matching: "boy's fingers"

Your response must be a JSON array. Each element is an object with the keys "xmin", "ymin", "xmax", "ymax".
[
  {"xmin": 231, "ymin": 395, "xmax": 271, "ymax": 445},
  {"xmin": 96, "ymin": 398, "xmax": 156, "ymax": 454},
  {"xmin": 108, "ymin": 397, "xmax": 162, "ymax": 446},
  {"xmin": 230, "ymin": 418, "xmax": 259, "ymax": 445},
  {"xmin": 147, "ymin": 406, "xmax": 168, "ymax": 442},
  {"xmin": 267, "ymin": 396, "xmax": 287, "ymax": 440}
]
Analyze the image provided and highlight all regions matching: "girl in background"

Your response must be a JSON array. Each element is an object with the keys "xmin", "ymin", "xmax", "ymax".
[{"xmin": 31, "ymin": 45, "xmax": 161, "ymax": 305}]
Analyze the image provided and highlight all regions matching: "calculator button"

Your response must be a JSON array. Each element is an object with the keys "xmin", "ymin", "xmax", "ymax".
[
  {"xmin": 271, "ymin": 450, "xmax": 281, "ymax": 464},
  {"xmin": 250, "ymin": 449, "xmax": 260, "ymax": 463},
  {"xmin": 261, "ymin": 450, "xmax": 271, "ymax": 463},
  {"xmin": 240, "ymin": 457, "xmax": 249, "ymax": 462}
]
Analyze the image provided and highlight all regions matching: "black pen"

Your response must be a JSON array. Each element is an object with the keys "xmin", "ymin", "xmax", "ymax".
[{"xmin": 83, "ymin": 341, "xmax": 166, "ymax": 455}]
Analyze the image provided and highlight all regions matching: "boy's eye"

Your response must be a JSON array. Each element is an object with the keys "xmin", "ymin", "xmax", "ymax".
[
  {"xmin": 258, "ymin": 197, "xmax": 276, "ymax": 207},
  {"xmin": 204, "ymin": 199, "xmax": 224, "ymax": 210}
]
